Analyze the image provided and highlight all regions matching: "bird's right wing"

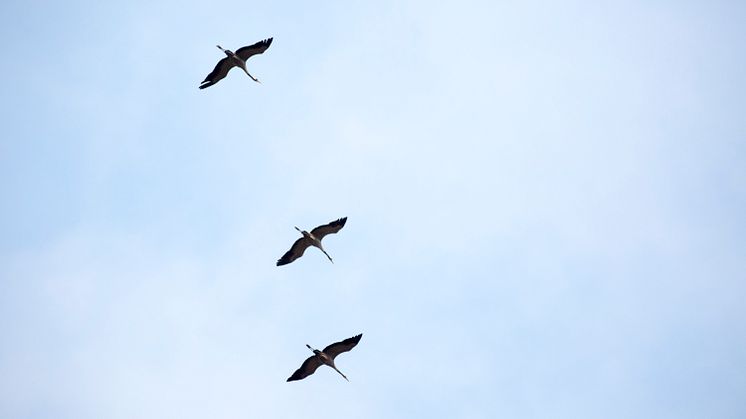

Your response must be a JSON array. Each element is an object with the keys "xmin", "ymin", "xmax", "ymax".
[
  {"xmin": 199, "ymin": 57, "xmax": 233, "ymax": 89},
  {"xmin": 287, "ymin": 355, "xmax": 323, "ymax": 381},
  {"xmin": 323, "ymin": 334, "xmax": 362, "ymax": 359},
  {"xmin": 310, "ymin": 217, "xmax": 347, "ymax": 240},
  {"xmin": 235, "ymin": 38, "xmax": 273, "ymax": 61},
  {"xmin": 277, "ymin": 237, "xmax": 313, "ymax": 266}
]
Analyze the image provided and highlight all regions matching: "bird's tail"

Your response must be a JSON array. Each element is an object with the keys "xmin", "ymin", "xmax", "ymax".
[{"xmin": 321, "ymin": 249, "xmax": 334, "ymax": 264}]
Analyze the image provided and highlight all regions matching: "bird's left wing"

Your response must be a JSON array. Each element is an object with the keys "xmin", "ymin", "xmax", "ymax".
[
  {"xmin": 235, "ymin": 38, "xmax": 273, "ymax": 61},
  {"xmin": 287, "ymin": 355, "xmax": 323, "ymax": 382},
  {"xmin": 310, "ymin": 217, "xmax": 347, "ymax": 240},
  {"xmin": 323, "ymin": 334, "xmax": 362, "ymax": 359},
  {"xmin": 277, "ymin": 236, "xmax": 313, "ymax": 266},
  {"xmin": 199, "ymin": 57, "xmax": 233, "ymax": 89}
]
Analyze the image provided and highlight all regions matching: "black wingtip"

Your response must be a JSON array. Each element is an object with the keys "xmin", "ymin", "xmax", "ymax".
[
  {"xmin": 346, "ymin": 333, "xmax": 363, "ymax": 346},
  {"xmin": 335, "ymin": 217, "xmax": 348, "ymax": 229}
]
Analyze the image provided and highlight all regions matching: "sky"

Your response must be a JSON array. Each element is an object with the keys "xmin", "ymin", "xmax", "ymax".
[{"xmin": 1, "ymin": 0, "xmax": 745, "ymax": 418}]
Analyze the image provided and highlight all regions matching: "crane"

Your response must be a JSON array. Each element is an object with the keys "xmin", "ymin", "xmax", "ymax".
[
  {"xmin": 199, "ymin": 38, "xmax": 273, "ymax": 89},
  {"xmin": 277, "ymin": 217, "xmax": 347, "ymax": 266},
  {"xmin": 287, "ymin": 334, "xmax": 362, "ymax": 382}
]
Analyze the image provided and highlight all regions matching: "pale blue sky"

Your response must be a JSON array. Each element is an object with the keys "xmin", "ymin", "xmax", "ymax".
[{"xmin": 1, "ymin": 1, "xmax": 745, "ymax": 418}]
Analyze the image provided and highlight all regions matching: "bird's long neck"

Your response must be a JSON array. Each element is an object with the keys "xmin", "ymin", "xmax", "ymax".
[
  {"xmin": 332, "ymin": 366, "xmax": 349, "ymax": 381},
  {"xmin": 214, "ymin": 45, "xmax": 260, "ymax": 83},
  {"xmin": 239, "ymin": 65, "xmax": 257, "ymax": 81},
  {"xmin": 320, "ymin": 248, "xmax": 334, "ymax": 264},
  {"xmin": 233, "ymin": 60, "xmax": 259, "ymax": 83}
]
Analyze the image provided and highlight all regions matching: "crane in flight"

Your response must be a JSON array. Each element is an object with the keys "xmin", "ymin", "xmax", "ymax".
[
  {"xmin": 199, "ymin": 38, "xmax": 273, "ymax": 89},
  {"xmin": 277, "ymin": 217, "xmax": 347, "ymax": 266},
  {"xmin": 287, "ymin": 334, "xmax": 362, "ymax": 382}
]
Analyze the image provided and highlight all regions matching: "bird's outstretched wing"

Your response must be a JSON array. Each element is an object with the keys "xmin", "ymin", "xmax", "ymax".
[
  {"xmin": 277, "ymin": 237, "xmax": 313, "ymax": 266},
  {"xmin": 287, "ymin": 355, "xmax": 323, "ymax": 381},
  {"xmin": 323, "ymin": 334, "xmax": 362, "ymax": 359},
  {"xmin": 235, "ymin": 38, "xmax": 273, "ymax": 61},
  {"xmin": 310, "ymin": 217, "xmax": 347, "ymax": 240},
  {"xmin": 199, "ymin": 57, "xmax": 234, "ymax": 89}
]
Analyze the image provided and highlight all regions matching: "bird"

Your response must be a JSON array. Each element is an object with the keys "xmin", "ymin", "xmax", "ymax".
[
  {"xmin": 277, "ymin": 217, "xmax": 347, "ymax": 266},
  {"xmin": 199, "ymin": 38, "xmax": 273, "ymax": 89},
  {"xmin": 287, "ymin": 334, "xmax": 362, "ymax": 382}
]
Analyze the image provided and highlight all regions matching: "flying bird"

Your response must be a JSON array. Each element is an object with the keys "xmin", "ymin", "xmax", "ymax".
[
  {"xmin": 277, "ymin": 217, "xmax": 347, "ymax": 266},
  {"xmin": 287, "ymin": 334, "xmax": 362, "ymax": 382},
  {"xmin": 199, "ymin": 38, "xmax": 273, "ymax": 89}
]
